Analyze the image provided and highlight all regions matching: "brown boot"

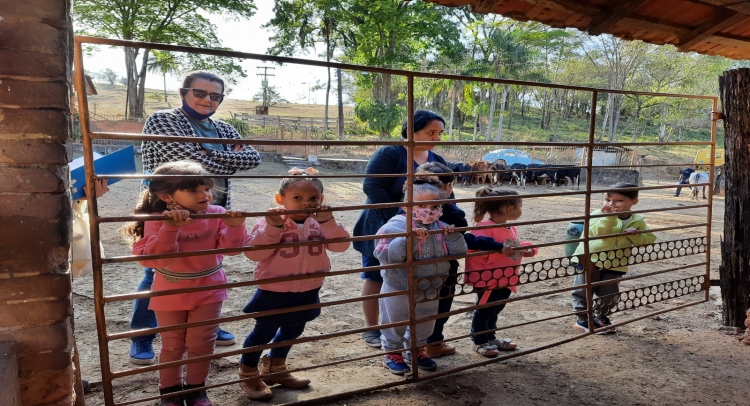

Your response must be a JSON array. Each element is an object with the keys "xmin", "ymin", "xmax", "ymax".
[
  {"xmin": 261, "ymin": 356, "xmax": 310, "ymax": 388},
  {"xmin": 238, "ymin": 363, "xmax": 272, "ymax": 401}
]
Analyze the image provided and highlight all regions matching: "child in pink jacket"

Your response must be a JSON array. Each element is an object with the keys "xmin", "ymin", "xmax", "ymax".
[
  {"xmin": 465, "ymin": 187, "xmax": 537, "ymax": 358},
  {"xmin": 237, "ymin": 176, "xmax": 350, "ymax": 401},
  {"xmin": 125, "ymin": 161, "xmax": 248, "ymax": 406}
]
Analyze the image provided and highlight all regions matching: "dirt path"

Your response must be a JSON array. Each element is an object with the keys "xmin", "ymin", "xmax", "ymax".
[{"xmin": 78, "ymin": 162, "xmax": 749, "ymax": 405}]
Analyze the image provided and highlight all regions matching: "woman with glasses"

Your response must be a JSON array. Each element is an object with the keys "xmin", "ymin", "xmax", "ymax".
[{"xmin": 129, "ymin": 71, "xmax": 261, "ymax": 367}]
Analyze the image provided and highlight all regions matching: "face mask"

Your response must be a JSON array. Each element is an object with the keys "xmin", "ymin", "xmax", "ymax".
[
  {"xmin": 181, "ymin": 98, "xmax": 215, "ymax": 120},
  {"xmin": 412, "ymin": 207, "xmax": 442, "ymax": 225}
]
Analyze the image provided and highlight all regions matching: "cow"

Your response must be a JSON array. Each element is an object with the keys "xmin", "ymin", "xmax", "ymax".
[
  {"xmin": 525, "ymin": 164, "xmax": 555, "ymax": 186},
  {"xmin": 448, "ymin": 162, "xmax": 472, "ymax": 186},
  {"xmin": 489, "ymin": 161, "xmax": 507, "ymax": 185},
  {"xmin": 509, "ymin": 163, "xmax": 527, "ymax": 187},
  {"xmin": 688, "ymin": 171, "xmax": 710, "ymax": 200},
  {"xmin": 468, "ymin": 161, "xmax": 493, "ymax": 186},
  {"xmin": 551, "ymin": 166, "xmax": 581, "ymax": 190}
]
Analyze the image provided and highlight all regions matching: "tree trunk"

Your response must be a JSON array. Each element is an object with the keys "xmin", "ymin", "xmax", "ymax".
[
  {"xmin": 495, "ymin": 85, "xmax": 508, "ymax": 142},
  {"xmin": 337, "ymin": 68, "xmax": 344, "ymax": 141},
  {"xmin": 487, "ymin": 86, "xmax": 496, "ymax": 141},
  {"xmin": 659, "ymin": 104, "xmax": 669, "ymax": 142},
  {"xmin": 324, "ymin": 66, "xmax": 330, "ymax": 138},
  {"xmin": 449, "ymin": 89, "xmax": 456, "ymax": 141},
  {"xmin": 472, "ymin": 113, "xmax": 478, "ymax": 142},
  {"xmin": 719, "ymin": 68, "xmax": 750, "ymax": 328},
  {"xmin": 507, "ymin": 91, "xmax": 515, "ymax": 130}
]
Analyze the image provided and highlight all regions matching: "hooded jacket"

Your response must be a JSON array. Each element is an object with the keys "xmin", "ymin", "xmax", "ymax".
[
  {"xmin": 572, "ymin": 209, "xmax": 657, "ymax": 273},
  {"xmin": 374, "ymin": 214, "xmax": 467, "ymax": 289}
]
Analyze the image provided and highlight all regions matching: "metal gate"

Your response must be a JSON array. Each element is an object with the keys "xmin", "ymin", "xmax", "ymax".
[{"xmin": 73, "ymin": 36, "xmax": 717, "ymax": 405}]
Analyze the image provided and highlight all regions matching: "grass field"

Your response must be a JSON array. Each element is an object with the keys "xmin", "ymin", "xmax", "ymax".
[{"xmin": 85, "ymin": 84, "xmax": 354, "ymax": 120}]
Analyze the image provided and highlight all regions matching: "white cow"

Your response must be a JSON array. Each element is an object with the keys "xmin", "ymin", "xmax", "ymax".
[{"xmin": 688, "ymin": 171, "xmax": 710, "ymax": 200}]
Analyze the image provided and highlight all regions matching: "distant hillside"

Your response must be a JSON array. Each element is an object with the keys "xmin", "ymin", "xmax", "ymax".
[{"xmin": 84, "ymin": 84, "xmax": 353, "ymax": 120}]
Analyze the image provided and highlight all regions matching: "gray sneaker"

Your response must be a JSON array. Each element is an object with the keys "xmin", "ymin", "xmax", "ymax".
[{"xmin": 361, "ymin": 330, "xmax": 382, "ymax": 348}]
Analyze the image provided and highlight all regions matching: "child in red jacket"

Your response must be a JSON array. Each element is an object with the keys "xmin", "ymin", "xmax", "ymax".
[{"xmin": 465, "ymin": 187, "xmax": 537, "ymax": 358}]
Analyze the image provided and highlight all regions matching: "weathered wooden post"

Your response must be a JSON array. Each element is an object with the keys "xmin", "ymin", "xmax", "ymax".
[{"xmin": 718, "ymin": 68, "xmax": 750, "ymax": 328}]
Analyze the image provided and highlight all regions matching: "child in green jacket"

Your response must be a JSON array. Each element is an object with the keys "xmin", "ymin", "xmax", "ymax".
[{"xmin": 572, "ymin": 182, "xmax": 656, "ymax": 334}]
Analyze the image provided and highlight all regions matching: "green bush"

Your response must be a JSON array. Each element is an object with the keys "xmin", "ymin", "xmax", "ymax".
[{"xmin": 224, "ymin": 118, "xmax": 250, "ymax": 136}]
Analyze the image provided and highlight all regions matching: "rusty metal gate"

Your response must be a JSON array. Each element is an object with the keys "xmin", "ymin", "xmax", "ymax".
[{"xmin": 73, "ymin": 36, "xmax": 717, "ymax": 405}]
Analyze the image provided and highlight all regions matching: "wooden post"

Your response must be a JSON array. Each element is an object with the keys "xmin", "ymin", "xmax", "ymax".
[
  {"xmin": 305, "ymin": 127, "xmax": 310, "ymax": 157},
  {"xmin": 718, "ymin": 69, "xmax": 750, "ymax": 328}
]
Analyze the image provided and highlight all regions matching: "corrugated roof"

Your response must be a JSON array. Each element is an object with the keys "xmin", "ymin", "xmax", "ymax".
[{"xmin": 426, "ymin": 0, "xmax": 750, "ymax": 60}]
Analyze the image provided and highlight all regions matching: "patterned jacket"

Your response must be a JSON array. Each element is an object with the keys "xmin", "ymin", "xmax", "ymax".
[{"xmin": 141, "ymin": 108, "xmax": 262, "ymax": 208}]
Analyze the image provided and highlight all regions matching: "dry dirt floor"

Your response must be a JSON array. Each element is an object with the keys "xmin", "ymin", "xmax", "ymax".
[{"xmin": 77, "ymin": 161, "xmax": 749, "ymax": 406}]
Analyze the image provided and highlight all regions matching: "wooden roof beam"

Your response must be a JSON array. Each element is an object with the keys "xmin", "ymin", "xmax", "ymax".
[
  {"xmin": 677, "ymin": 9, "xmax": 748, "ymax": 51},
  {"xmin": 521, "ymin": 0, "xmax": 601, "ymax": 18},
  {"xmin": 587, "ymin": 0, "xmax": 650, "ymax": 36}
]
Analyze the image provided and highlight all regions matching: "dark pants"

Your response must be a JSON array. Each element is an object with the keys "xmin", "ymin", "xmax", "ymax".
[
  {"xmin": 426, "ymin": 260, "xmax": 459, "ymax": 343},
  {"xmin": 240, "ymin": 319, "xmax": 307, "ymax": 367},
  {"xmin": 471, "ymin": 287, "xmax": 512, "ymax": 345},
  {"xmin": 130, "ymin": 268, "xmax": 157, "ymax": 343},
  {"xmin": 675, "ymin": 179, "xmax": 690, "ymax": 196}
]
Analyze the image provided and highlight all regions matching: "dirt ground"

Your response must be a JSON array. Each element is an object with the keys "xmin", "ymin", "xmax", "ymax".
[{"xmin": 77, "ymin": 161, "xmax": 750, "ymax": 406}]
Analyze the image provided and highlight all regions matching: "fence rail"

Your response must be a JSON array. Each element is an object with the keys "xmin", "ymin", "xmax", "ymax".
[{"xmin": 73, "ymin": 35, "xmax": 717, "ymax": 406}]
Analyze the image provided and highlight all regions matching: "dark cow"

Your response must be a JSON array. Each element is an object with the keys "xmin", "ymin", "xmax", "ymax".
[
  {"xmin": 525, "ymin": 164, "xmax": 555, "ymax": 187},
  {"xmin": 552, "ymin": 165, "xmax": 581, "ymax": 189},
  {"xmin": 509, "ymin": 163, "xmax": 527, "ymax": 187},
  {"xmin": 489, "ymin": 161, "xmax": 507, "ymax": 185},
  {"xmin": 448, "ymin": 162, "xmax": 472, "ymax": 186}
]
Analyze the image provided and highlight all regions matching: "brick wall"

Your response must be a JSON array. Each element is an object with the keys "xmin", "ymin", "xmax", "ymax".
[{"xmin": 0, "ymin": 1, "xmax": 79, "ymax": 405}]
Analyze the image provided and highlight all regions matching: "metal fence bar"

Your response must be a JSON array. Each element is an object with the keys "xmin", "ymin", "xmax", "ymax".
[{"xmin": 73, "ymin": 35, "xmax": 718, "ymax": 406}]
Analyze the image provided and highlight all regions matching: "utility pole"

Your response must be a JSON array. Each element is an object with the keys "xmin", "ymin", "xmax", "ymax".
[{"xmin": 256, "ymin": 66, "xmax": 275, "ymax": 115}]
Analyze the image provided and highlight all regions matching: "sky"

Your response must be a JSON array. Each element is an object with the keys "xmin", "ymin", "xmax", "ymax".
[{"xmin": 81, "ymin": 1, "xmax": 333, "ymax": 104}]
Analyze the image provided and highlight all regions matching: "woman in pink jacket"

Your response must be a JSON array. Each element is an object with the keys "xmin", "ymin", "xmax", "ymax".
[
  {"xmin": 465, "ymin": 187, "xmax": 538, "ymax": 358},
  {"xmin": 125, "ymin": 161, "xmax": 248, "ymax": 406},
  {"xmin": 238, "ymin": 176, "xmax": 350, "ymax": 401}
]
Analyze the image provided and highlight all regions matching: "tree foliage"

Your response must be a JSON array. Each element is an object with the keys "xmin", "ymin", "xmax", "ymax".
[{"xmin": 74, "ymin": 0, "xmax": 256, "ymax": 117}]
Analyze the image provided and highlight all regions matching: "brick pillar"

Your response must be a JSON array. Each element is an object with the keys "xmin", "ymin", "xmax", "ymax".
[{"xmin": 0, "ymin": 1, "xmax": 79, "ymax": 405}]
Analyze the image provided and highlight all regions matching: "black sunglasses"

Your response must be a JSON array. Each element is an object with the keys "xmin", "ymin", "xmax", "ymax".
[{"xmin": 181, "ymin": 88, "xmax": 224, "ymax": 102}]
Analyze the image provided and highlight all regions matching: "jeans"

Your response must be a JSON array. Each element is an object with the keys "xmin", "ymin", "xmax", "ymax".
[
  {"xmin": 240, "ymin": 319, "xmax": 307, "ymax": 367},
  {"xmin": 471, "ymin": 288, "xmax": 512, "ymax": 345},
  {"xmin": 426, "ymin": 260, "xmax": 458, "ymax": 343},
  {"xmin": 675, "ymin": 179, "xmax": 690, "ymax": 196},
  {"xmin": 130, "ymin": 268, "xmax": 157, "ymax": 343}
]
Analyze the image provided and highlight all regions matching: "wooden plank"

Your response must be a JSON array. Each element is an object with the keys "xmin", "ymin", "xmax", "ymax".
[
  {"xmin": 619, "ymin": 15, "xmax": 693, "ymax": 38},
  {"xmin": 521, "ymin": 0, "xmax": 602, "ymax": 17},
  {"xmin": 678, "ymin": 10, "xmax": 747, "ymax": 51},
  {"xmin": 587, "ymin": 0, "xmax": 651, "ymax": 35}
]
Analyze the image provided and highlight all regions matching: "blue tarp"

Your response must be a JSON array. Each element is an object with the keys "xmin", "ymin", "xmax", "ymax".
[{"xmin": 481, "ymin": 149, "xmax": 544, "ymax": 165}]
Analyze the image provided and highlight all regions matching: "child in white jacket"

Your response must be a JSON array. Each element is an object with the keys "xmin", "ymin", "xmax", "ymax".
[{"xmin": 374, "ymin": 180, "xmax": 467, "ymax": 375}]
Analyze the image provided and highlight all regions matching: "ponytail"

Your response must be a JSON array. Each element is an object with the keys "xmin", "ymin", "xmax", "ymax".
[
  {"xmin": 473, "ymin": 186, "xmax": 521, "ymax": 223},
  {"xmin": 121, "ymin": 189, "xmax": 169, "ymax": 247}
]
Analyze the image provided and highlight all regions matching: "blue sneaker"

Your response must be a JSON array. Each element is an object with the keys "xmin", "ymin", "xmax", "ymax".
[
  {"xmin": 216, "ymin": 327, "xmax": 236, "ymax": 346},
  {"xmin": 383, "ymin": 353, "xmax": 410, "ymax": 375},
  {"xmin": 405, "ymin": 350, "xmax": 437, "ymax": 371},
  {"xmin": 129, "ymin": 340, "xmax": 155, "ymax": 365}
]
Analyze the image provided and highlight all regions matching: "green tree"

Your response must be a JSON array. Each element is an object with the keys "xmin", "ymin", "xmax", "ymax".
[
  {"xmin": 265, "ymin": 0, "xmax": 345, "ymax": 138},
  {"xmin": 252, "ymin": 86, "xmax": 288, "ymax": 106},
  {"xmin": 74, "ymin": 0, "xmax": 256, "ymax": 118},
  {"xmin": 354, "ymin": 99, "xmax": 405, "ymax": 137},
  {"xmin": 147, "ymin": 51, "xmax": 179, "ymax": 103}
]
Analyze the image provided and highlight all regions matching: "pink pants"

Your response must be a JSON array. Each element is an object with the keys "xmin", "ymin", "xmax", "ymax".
[{"xmin": 154, "ymin": 301, "xmax": 222, "ymax": 388}]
